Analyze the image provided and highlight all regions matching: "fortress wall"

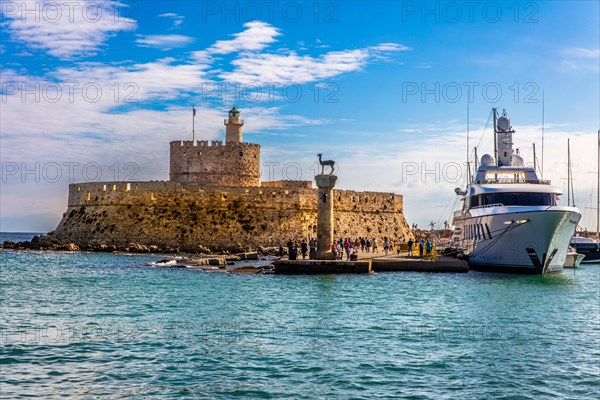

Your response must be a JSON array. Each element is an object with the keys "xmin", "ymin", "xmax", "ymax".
[
  {"xmin": 53, "ymin": 181, "xmax": 412, "ymax": 251},
  {"xmin": 333, "ymin": 190, "xmax": 403, "ymax": 213},
  {"xmin": 261, "ymin": 180, "xmax": 313, "ymax": 189},
  {"xmin": 169, "ymin": 140, "xmax": 260, "ymax": 187}
]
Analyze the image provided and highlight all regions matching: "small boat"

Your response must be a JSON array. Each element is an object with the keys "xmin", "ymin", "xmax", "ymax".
[
  {"xmin": 563, "ymin": 246, "xmax": 585, "ymax": 268},
  {"xmin": 570, "ymin": 236, "xmax": 600, "ymax": 263}
]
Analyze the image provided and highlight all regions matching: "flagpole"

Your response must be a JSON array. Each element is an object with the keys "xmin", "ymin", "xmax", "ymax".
[{"xmin": 192, "ymin": 105, "xmax": 196, "ymax": 142}]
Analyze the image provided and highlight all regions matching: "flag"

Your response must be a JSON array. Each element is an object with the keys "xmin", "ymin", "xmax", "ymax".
[{"xmin": 193, "ymin": 107, "xmax": 196, "ymax": 117}]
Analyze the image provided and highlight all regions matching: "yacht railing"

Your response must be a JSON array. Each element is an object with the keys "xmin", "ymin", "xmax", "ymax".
[
  {"xmin": 471, "ymin": 203, "xmax": 504, "ymax": 210},
  {"xmin": 475, "ymin": 179, "xmax": 551, "ymax": 185}
]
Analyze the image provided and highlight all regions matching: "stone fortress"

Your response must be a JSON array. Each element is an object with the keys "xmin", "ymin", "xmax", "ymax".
[{"xmin": 51, "ymin": 108, "xmax": 413, "ymax": 252}]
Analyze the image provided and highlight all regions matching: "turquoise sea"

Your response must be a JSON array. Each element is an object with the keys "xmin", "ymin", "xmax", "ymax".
[{"xmin": 1, "ymin": 233, "xmax": 599, "ymax": 399}]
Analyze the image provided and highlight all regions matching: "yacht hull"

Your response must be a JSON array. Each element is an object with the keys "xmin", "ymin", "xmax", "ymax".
[{"xmin": 455, "ymin": 208, "xmax": 581, "ymax": 274}]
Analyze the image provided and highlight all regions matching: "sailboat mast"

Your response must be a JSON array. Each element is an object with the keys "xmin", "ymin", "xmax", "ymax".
[
  {"xmin": 597, "ymin": 129, "xmax": 599, "ymax": 240},
  {"xmin": 567, "ymin": 138, "xmax": 571, "ymax": 207}
]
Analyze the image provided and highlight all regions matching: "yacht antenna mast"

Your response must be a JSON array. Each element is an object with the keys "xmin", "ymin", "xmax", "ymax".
[
  {"xmin": 541, "ymin": 92, "xmax": 545, "ymax": 180},
  {"xmin": 467, "ymin": 97, "xmax": 471, "ymax": 183},
  {"xmin": 492, "ymin": 108, "xmax": 498, "ymax": 166}
]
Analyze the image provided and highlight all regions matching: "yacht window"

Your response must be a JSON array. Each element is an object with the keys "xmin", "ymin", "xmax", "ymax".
[{"xmin": 478, "ymin": 192, "xmax": 556, "ymax": 206}]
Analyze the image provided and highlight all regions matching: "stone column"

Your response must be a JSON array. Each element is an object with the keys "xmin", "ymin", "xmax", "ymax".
[{"xmin": 315, "ymin": 174, "xmax": 337, "ymax": 260}]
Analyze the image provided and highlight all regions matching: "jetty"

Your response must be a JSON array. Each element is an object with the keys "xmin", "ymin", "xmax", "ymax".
[
  {"xmin": 370, "ymin": 254, "xmax": 468, "ymax": 272},
  {"xmin": 273, "ymin": 253, "xmax": 468, "ymax": 274}
]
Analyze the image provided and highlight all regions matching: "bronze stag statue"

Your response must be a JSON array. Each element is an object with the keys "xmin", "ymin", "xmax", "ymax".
[{"xmin": 317, "ymin": 153, "xmax": 335, "ymax": 175}]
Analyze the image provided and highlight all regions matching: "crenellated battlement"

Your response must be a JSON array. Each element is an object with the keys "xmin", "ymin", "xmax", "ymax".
[
  {"xmin": 261, "ymin": 180, "xmax": 313, "ymax": 189},
  {"xmin": 170, "ymin": 140, "xmax": 259, "ymax": 149}
]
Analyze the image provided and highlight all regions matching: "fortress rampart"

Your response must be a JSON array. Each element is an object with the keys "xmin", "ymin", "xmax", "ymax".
[
  {"xmin": 53, "ymin": 181, "xmax": 410, "ymax": 251},
  {"xmin": 261, "ymin": 180, "xmax": 313, "ymax": 189}
]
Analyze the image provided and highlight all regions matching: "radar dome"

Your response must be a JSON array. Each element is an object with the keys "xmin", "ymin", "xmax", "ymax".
[
  {"xmin": 512, "ymin": 154, "xmax": 524, "ymax": 166},
  {"xmin": 481, "ymin": 154, "xmax": 495, "ymax": 166},
  {"xmin": 497, "ymin": 116, "xmax": 510, "ymax": 131}
]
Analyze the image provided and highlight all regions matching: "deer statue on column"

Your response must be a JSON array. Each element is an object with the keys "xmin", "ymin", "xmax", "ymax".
[{"xmin": 317, "ymin": 154, "xmax": 335, "ymax": 175}]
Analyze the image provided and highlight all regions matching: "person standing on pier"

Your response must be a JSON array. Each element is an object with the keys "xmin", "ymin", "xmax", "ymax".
[
  {"xmin": 309, "ymin": 238, "xmax": 317, "ymax": 260},
  {"xmin": 425, "ymin": 239, "xmax": 433, "ymax": 257},
  {"xmin": 407, "ymin": 239, "xmax": 414, "ymax": 256},
  {"xmin": 300, "ymin": 239, "xmax": 308, "ymax": 260},
  {"xmin": 345, "ymin": 238, "xmax": 352, "ymax": 260},
  {"xmin": 331, "ymin": 243, "xmax": 338, "ymax": 259},
  {"xmin": 336, "ymin": 242, "xmax": 343, "ymax": 260},
  {"xmin": 418, "ymin": 239, "xmax": 424, "ymax": 257}
]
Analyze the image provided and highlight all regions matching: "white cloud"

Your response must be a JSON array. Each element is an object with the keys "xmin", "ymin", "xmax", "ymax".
[
  {"xmin": 208, "ymin": 20, "xmax": 281, "ymax": 54},
  {"xmin": 188, "ymin": 22, "xmax": 410, "ymax": 86},
  {"xmin": 370, "ymin": 43, "xmax": 412, "ymax": 52},
  {"xmin": 52, "ymin": 57, "xmax": 211, "ymax": 102},
  {"xmin": 0, "ymin": 0, "xmax": 137, "ymax": 59},
  {"xmin": 159, "ymin": 12, "xmax": 184, "ymax": 29},
  {"xmin": 561, "ymin": 47, "xmax": 600, "ymax": 58},
  {"xmin": 220, "ymin": 49, "xmax": 369, "ymax": 84},
  {"xmin": 558, "ymin": 47, "xmax": 600, "ymax": 72},
  {"xmin": 136, "ymin": 34, "xmax": 194, "ymax": 49},
  {"xmin": 190, "ymin": 21, "xmax": 282, "ymax": 65},
  {"xmin": 219, "ymin": 42, "xmax": 410, "ymax": 85}
]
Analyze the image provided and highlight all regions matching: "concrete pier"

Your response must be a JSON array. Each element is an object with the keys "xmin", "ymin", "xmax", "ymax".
[
  {"xmin": 370, "ymin": 255, "xmax": 468, "ymax": 273},
  {"xmin": 272, "ymin": 255, "xmax": 468, "ymax": 275},
  {"xmin": 315, "ymin": 174, "xmax": 337, "ymax": 260}
]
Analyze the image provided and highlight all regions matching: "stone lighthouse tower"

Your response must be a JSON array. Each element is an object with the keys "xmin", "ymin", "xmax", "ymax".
[{"xmin": 224, "ymin": 107, "xmax": 243, "ymax": 144}]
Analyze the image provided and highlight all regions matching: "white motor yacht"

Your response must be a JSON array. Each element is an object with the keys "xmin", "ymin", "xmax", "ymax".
[{"xmin": 452, "ymin": 109, "xmax": 581, "ymax": 274}]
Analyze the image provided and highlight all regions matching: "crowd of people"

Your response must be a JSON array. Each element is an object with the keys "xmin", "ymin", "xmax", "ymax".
[
  {"xmin": 280, "ymin": 237, "xmax": 435, "ymax": 260},
  {"xmin": 281, "ymin": 238, "xmax": 318, "ymax": 260}
]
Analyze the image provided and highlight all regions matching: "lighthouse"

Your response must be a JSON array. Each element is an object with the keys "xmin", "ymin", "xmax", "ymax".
[{"xmin": 224, "ymin": 106, "xmax": 244, "ymax": 144}]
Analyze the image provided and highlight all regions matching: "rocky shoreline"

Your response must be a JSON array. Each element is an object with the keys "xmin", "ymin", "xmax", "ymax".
[
  {"xmin": 1, "ymin": 233, "xmax": 279, "ymax": 256},
  {"xmin": 2, "ymin": 234, "xmax": 281, "ymax": 275}
]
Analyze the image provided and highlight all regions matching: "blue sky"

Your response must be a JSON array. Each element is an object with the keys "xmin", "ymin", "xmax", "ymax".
[{"xmin": 1, "ymin": 0, "xmax": 599, "ymax": 232}]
